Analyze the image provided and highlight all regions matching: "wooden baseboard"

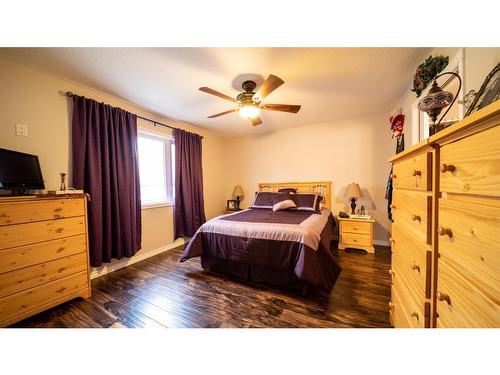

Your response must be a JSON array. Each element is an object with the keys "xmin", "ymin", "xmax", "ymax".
[{"xmin": 90, "ymin": 238, "xmax": 186, "ymax": 280}]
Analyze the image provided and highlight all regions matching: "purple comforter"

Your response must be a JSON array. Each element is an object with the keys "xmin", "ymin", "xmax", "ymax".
[{"xmin": 180, "ymin": 208, "xmax": 342, "ymax": 292}]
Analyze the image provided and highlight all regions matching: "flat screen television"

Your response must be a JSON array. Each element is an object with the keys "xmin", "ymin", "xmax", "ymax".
[{"xmin": 0, "ymin": 148, "xmax": 45, "ymax": 194}]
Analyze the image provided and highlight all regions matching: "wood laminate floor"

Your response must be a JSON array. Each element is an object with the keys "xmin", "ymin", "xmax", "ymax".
[{"xmin": 11, "ymin": 244, "xmax": 392, "ymax": 328}]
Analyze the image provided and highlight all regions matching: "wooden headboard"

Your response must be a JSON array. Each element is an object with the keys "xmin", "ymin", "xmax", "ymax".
[{"xmin": 258, "ymin": 181, "xmax": 332, "ymax": 210}]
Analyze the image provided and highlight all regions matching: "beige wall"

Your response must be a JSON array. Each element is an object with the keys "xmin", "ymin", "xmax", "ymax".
[
  {"xmin": 0, "ymin": 57, "xmax": 227, "ymax": 273},
  {"xmin": 223, "ymin": 112, "xmax": 393, "ymax": 243}
]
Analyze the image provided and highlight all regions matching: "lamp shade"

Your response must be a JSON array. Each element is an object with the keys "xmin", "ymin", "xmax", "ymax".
[
  {"xmin": 232, "ymin": 185, "xmax": 244, "ymax": 198},
  {"xmin": 344, "ymin": 183, "xmax": 362, "ymax": 198}
]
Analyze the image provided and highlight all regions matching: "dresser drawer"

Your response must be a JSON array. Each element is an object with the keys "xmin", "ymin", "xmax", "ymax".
[
  {"xmin": 0, "ymin": 252, "xmax": 87, "ymax": 298},
  {"xmin": 0, "ymin": 234, "xmax": 87, "ymax": 274},
  {"xmin": 0, "ymin": 216, "xmax": 86, "ymax": 250},
  {"xmin": 440, "ymin": 125, "xmax": 500, "ymax": 196},
  {"xmin": 392, "ymin": 190, "xmax": 432, "ymax": 245},
  {"xmin": 392, "ymin": 151, "xmax": 432, "ymax": 191},
  {"xmin": 436, "ymin": 259, "xmax": 500, "ymax": 328},
  {"xmin": 391, "ymin": 224, "xmax": 431, "ymax": 298},
  {"xmin": 390, "ymin": 283, "xmax": 411, "ymax": 328},
  {"xmin": 392, "ymin": 257, "xmax": 425, "ymax": 328},
  {"xmin": 340, "ymin": 220, "xmax": 371, "ymax": 234},
  {"xmin": 0, "ymin": 198, "xmax": 85, "ymax": 226},
  {"xmin": 438, "ymin": 195, "xmax": 500, "ymax": 300},
  {"xmin": 0, "ymin": 271, "xmax": 88, "ymax": 326},
  {"xmin": 341, "ymin": 232, "xmax": 371, "ymax": 247}
]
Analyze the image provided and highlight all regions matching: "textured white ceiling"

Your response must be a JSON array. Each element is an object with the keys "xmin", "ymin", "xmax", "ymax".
[{"xmin": 1, "ymin": 47, "xmax": 431, "ymax": 138}]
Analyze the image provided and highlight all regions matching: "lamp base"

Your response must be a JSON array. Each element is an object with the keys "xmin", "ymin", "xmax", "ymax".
[
  {"xmin": 236, "ymin": 196, "xmax": 241, "ymax": 210},
  {"xmin": 350, "ymin": 197, "xmax": 357, "ymax": 215}
]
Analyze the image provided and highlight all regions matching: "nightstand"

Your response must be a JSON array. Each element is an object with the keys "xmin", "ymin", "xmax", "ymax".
[
  {"xmin": 222, "ymin": 209, "xmax": 239, "ymax": 215},
  {"xmin": 337, "ymin": 216, "xmax": 375, "ymax": 253}
]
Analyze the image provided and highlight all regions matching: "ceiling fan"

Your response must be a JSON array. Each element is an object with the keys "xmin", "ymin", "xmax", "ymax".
[{"xmin": 199, "ymin": 74, "xmax": 301, "ymax": 126}]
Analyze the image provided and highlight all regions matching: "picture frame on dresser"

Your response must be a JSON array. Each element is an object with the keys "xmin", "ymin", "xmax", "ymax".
[
  {"xmin": 465, "ymin": 62, "xmax": 500, "ymax": 117},
  {"xmin": 226, "ymin": 199, "xmax": 237, "ymax": 211}
]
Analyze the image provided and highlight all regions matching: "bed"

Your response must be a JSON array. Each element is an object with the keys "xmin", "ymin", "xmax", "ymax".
[{"xmin": 180, "ymin": 181, "xmax": 342, "ymax": 293}]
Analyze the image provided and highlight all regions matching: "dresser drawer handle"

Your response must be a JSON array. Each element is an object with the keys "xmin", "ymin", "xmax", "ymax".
[
  {"xmin": 390, "ymin": 174, "xmax": 396, "ymax": 179},
  {"xmin": 411, "ymin": 261, "xmax": 420, "ymax": 272},
  {"xmin": 440, "ymin": 164, "xmax": 456, "ymax": 173},
  {"xmin": 438, "ymin": 227, "xmax": 453, "ymax": 238},
  {"xmin": 411, "ymin": 214, "xmax": 421, "ymax": 222},
  {"xmin": 388, "ymin": 270, "xmax": 394, "ymax": 276},
  {"xmin": 55, "ymin": 227, "xmax": 64, "ymax": 233},
  {"xmin": 389, "ymin": 237, "xmax": 395, "ymax": 245},
  {"xmin": 54, "ymin": 207, "xmax": 63, "ymax": 213},
  {"xmin": 437, "ymin": 292, "xmax": 451, "ymax": 305},
  {"xmin": 412, "ymin": 170, "xmax": 421, "ymax": 176},
  {"xmin": 410, "ymin": 311, "xmax": 419, "ymax": 320},
  {"xmin": 388, "ymin": 302, "xmax": 394, "ymax": 310},
  {"xmin": 53, "ymin": 214, "xmax": 64, "ymax": 219},
  {"xmin": 390, "ymin": 204, "xmax": 396, "ymax": 209}
]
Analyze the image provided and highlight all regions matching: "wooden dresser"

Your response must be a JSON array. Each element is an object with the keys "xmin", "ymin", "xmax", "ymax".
[
  {"xmin": 389, "ymin": 101, "xmax": 500, "ymax": 328},
  {"xmin": 0, "ymin": 195, "xmax": 91, "ymax": 327}
]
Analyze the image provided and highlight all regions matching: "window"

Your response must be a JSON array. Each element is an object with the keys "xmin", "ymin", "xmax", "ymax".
[{"xmin": 137, "ymin": 130, "xmax": 175, "ymax": 207}]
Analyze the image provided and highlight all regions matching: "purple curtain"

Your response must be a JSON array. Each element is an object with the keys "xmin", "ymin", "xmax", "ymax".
[
  {"xmin": 173, "ymin": 128, "xmax": 206, "ymax": 238},
  {"xmin": 72, "ymin": 95, "xmax": 142, "ymax": 267}
]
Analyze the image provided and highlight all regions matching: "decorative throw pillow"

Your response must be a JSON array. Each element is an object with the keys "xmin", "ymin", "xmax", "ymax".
[
  {"xmin": 271, "ymin": 192, "xmax": 296, "ymax": 212},
  {"xmin": 272, "ymin": 199, "xmax": 297, "ymax": 212},
  {"xmin": 291, "ymin": 193, "xmax": 323, "ymax": 212}
]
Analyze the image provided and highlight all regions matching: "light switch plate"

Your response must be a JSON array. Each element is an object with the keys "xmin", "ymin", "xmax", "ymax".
[{"xmin": 16, "ymin": 123, "xmax": 28, "ymax": 137}]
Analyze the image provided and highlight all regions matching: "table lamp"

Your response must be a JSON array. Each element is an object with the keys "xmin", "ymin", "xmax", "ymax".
[
  {"xmin": 344, "ymin": 183, "xmax": 362, "ymax": 215},
  {"xmin": 232, "ymin": 185, "xmax": 244, "ymax": 210}
]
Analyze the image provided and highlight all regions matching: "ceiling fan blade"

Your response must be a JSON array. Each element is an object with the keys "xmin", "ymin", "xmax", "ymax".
[
  {"xmin": 207, "ymin": 109, "xmax": 238, "ymax": 118},
  {"xmin": 261, "ymin": 104, "xmax": 301, "ymax": 113},
  {"xmin": 199, "ymin": 87, "xmax": 235, "ymax": 102},
  {"xmin": 250, "ymin": 116, "xmax": 263, "ymax": 126},
  {"xmin": 254, "ymin": 74, "xmax": 285, "ymax": 101}
]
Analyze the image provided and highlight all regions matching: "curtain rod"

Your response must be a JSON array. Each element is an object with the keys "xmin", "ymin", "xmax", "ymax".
[{"xmin": 64, "ymin": 91, "xmax": 203, "ymax": 139}]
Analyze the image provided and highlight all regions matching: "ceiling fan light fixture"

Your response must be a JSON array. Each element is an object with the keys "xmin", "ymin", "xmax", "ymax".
[{"xmin": 239, "ymin": 104, "xmax": 260, "ymax": 119}]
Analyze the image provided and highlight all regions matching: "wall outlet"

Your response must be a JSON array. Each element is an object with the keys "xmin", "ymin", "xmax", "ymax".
[{"xmin": 15, "ymin": 123, "xmax": 28, "ymax": 137}]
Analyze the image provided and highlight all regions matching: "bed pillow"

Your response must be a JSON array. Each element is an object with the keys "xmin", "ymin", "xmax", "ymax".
[
  {"xmin": 270, "ymin": 192, "xmax": 296, "ymax": 212},
  {"xmin": 291, "ymin": 193, "xmax": 323, "ymax": 212},
  {"xmin": 251, "ymin": 192, "xmax": 281, "ymax": 209},
  {"xmin": 277, "ymin": 188, "xmax": 297, "ymax": 194}
]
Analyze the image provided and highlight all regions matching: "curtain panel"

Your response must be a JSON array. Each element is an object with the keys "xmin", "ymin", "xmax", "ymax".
[
  {"xmin": 173, "ymin": 128, "xmax": 206, "ymax": 238},
  {"xmin": 72, "ymin": 95, "xmax": 142, "ymax": 267}
]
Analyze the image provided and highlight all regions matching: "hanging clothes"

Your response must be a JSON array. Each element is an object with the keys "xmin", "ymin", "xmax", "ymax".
[{"xmin": 386, "ymin": 134, "xmax": 405, "ymax": 221}]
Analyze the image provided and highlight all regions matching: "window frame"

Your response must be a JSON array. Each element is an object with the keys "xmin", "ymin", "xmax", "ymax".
[{"xmin": 137, "ymin": 128, "xmax": 175, "ymax": 209}]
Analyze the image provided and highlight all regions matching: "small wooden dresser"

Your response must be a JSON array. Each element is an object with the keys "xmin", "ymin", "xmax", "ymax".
[
  {"xmin": 389, "ymin": 101, "xmax": 500, "ymax": 328},
  {"xmin": 337, "ymin": 216, "xmax": 375, "ymax": 253},
  {"xmin": 0, "ymin": 194, "xmax": 91, "ymax": 327}
]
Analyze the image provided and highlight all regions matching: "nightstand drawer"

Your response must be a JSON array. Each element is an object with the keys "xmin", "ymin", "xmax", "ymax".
[
  {"xmin": 440, "ymin": 125, "xmax": 500, "ymax": 197},
  {"xmin": 340, "ymin": 220, "xmax": 371, "ymax": 234},
  {"xmin": 392, "ymin": 150, "xmax": 432, "ymax": 191},
  {"xmin": 341, "ymin": 232, "xmax": 371, "ymax": 247}
]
